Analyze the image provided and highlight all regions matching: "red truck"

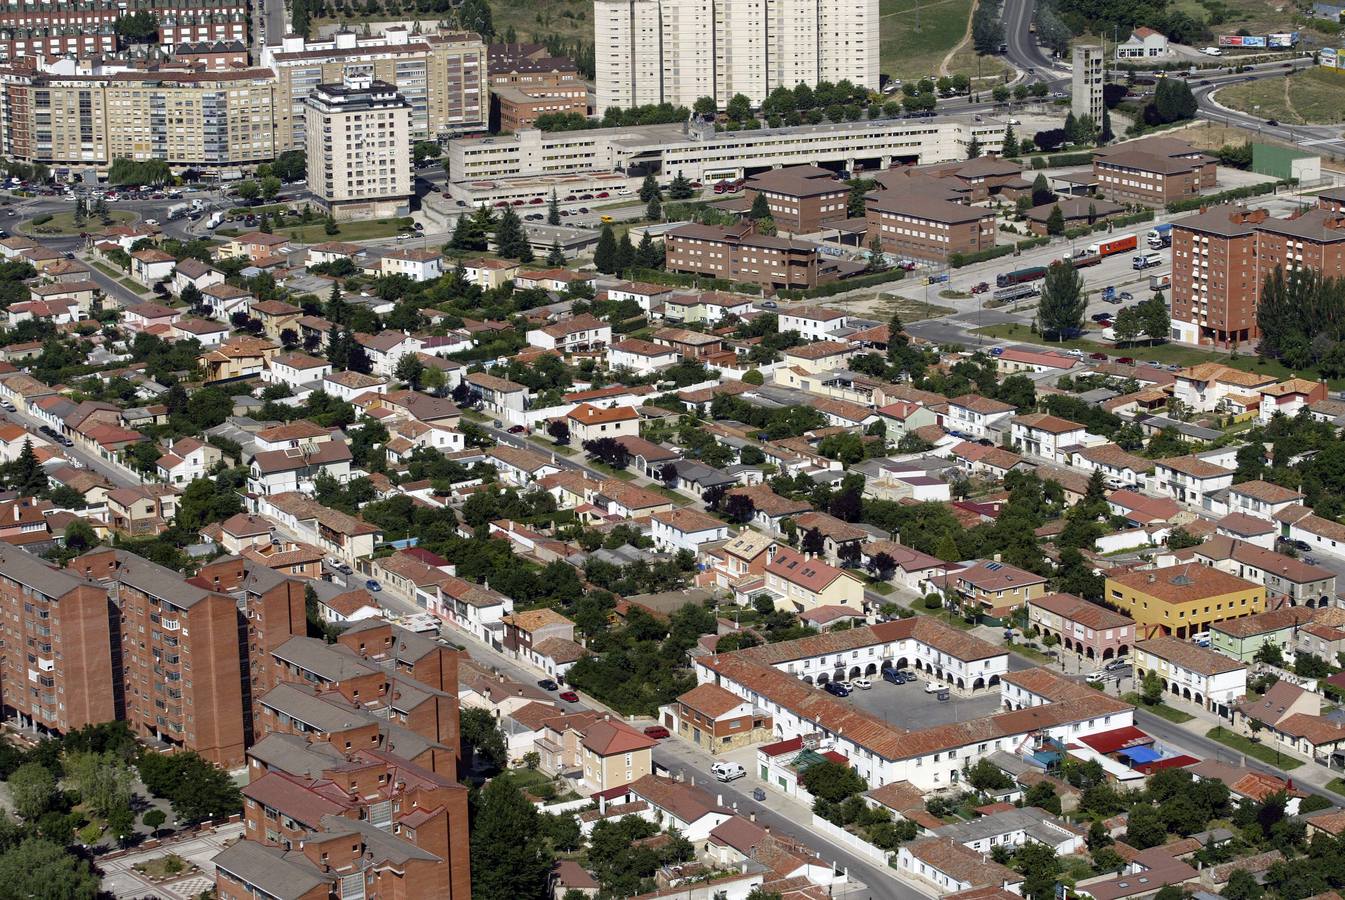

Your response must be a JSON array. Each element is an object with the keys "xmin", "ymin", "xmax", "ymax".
[{"xmin": 1085, "ymin": 234, "xmax": 1138, "ymax": 259}]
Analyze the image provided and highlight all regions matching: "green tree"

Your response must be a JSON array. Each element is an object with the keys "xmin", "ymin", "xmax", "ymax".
[
  {"xmin": 1002, "ymin": 123, "xmax": 1019, "ymax": 157},
  {"xmin": 1126, "ymin": 803, "xmax": 1167, "ymax": 849},
  {"xmin": 234, "ymin": 180, "xmax": 260, "ymax": 203},
  {"xmin": 693, "ymin": 96, "xmax": 717, "ymax": 117},
  {"xmin": 1015, "ymin": 841, "xmax": 1061, "ymax": 900},
  {"xmin": 1037, "ymin": 263, "xmax": 1086, "ymax": 339},
  {"xmin": 636, "ymin": 231, "xmax": 663, "ymax": 270},
  {"xmin": 615, "ymin": 233, "xmax": 637, "ymax": 274},
  {"xmin": 726, "ymin": 93, "xmax": 753, "ymax": 122},
  {"xmin": 1100, "ymin": 106, "xmax": 1115, "ymax": 143},
  {"xmin": 968, "ymin": 133, "xmax": 982, "ymax": 159},
  {"xmin": 259, "ymin": 176, "xmax": 282, "ymax": 200},
  {"xmin": 470, "ymin": 776, "xmax": 553, "ymax": 900},
  {"xmin": 799, "ymin": 760, "xmax": 867, "ymax": 803},
  {"xmin": 461, "ymin": 707, "xmax": 508, "ymax": 772},
  {"xmin": 639, "ymin": 174, "xmax": 661, "ymax": 202},
  {"xmin": 1031, "ymin": 172, "xmax": 1053, "ymax": 206},
  {"xmin": 646, "ymin": 195, "xmax": 662, "ymax": 221},
  {"xmin": 142, "ymin": 808, "xmax": 167, "ymax": 836},
  {"xmin": 546, "ymin": 241, "xmax": 566, "ymax": 266},
  {"xmin": 1142, "ymin": 290, "xmax": 1170, "ymax": 344},
  {"xmin": 0, "ymin": 838, "xmax": 99, "ymax": 899},
  {"xmin": 64, "ymin": 752, "xmax": 134, "ymax": 820},
  {"xmin": 594, "ymin": 224, "xmax": 618, "ymax": 274},
  {"xmin": 394, "ymin": 353, "xmax": 425, "ymax": 390},
  {"xmin": 1045, "ymin": 204, "xmax": 1065, "ymax": 236},
  {"xmin": 8, "ymin": 762, "xmax": 55, "ymax": 821},
  {"xmin": 1141, "ymin": 669, "xmax": 1164, "ymax": 705},
  {"xmin": 547, "ymin": 190, "xmax": 561, "ymax": 226},
  {"xmin": 494, "ymin": 206, "xmax": 533, "ymax": 262},
  {"xmin": 668, "ymin": 174, "xmax": 694, "ymax": 199}
]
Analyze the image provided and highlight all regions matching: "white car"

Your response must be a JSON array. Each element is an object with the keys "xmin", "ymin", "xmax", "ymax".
[
  {"xmin": 924, "ymin": 681, "xmax": 942, "ymax": 694},
  {"xmin": 1085, "ymin": 671, "xmax": 1108, "ymax": 683},
  {"xmin": 852, "ymin": 677, "xmax": 872, "ymax": 690},
  {"xmin": 143, "ymin": 218, "xmax": 158, "ymax": 226}
]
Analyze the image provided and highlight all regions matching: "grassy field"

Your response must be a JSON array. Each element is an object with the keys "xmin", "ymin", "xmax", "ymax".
[
  {"xmin": 1327, "ymin": 777, "xmax": 1345, "ymax": 796},
  {"xmin": 1207, "ymin": 726, "xmax": 1304, "ymax": 770},
  {"xmin": 873, "ymin": 294, "xmax": 956, "ymax": 323},
  {"xmin": 278, "ymin": 217, "xmax": 415, "ymax": 244},
  {"xmin": 880, "ymin": 0, "xmax": 973, "ymax": 82},
  {"xmin": 971, "ymin": 322, "xmax": 1330, "ymax": 385},
  {"xmin": 1125, "ymin": 693, "xmax": 1195, "ymax": 723},
  {"xmin": 27, "ymin": 209, "xmax": 135, "ymax": 236},
  {"xmin": 946, "ymin": 43, "xmax": 1014, "ymax": 88},
  {"xmin": 1217, "ymin": 67, "xmax": 1345, "ymax": 126}
]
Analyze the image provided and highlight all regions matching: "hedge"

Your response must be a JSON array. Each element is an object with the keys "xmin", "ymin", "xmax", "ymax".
[
  {"xmin": 1165, "ymin": 180, "xmax": 1287, "ymax": 213},
  {"xmin": 1061, "ymin": 209, "xmax": 1156, "ymax": 240},
  {"xmin": 949, "ymin": 235, "xmax": 1050, "ymax": 269},
  {"xmin": 777, "ymin": 266, "xmax": 907, "ymax": 300},
  {"xmin": 624, "ymin": 268, "xmax": 763, "ymax": 295},
  {"xmin": 1028, "ymin": 151, "xmax": 1094, "ymax": 170}
]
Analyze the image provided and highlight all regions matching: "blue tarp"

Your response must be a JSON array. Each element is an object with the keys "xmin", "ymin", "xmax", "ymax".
[{"xmin": 1118, "ymin": 745, "xmax": 1162, "ymax": 764}]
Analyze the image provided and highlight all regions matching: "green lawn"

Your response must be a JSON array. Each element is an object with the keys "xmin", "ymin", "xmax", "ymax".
[
  {"xmin": 120, "ymin": 278, "xmax": 148, "ymax": 295},
  {"xmin": 868, "ymin": 582, "xmax": 894, "ymax": 596},
  {"xmin": 1327, "ymin": 777, "xmax": 1345, "ymax": 796},
  {"xmin": 972, "ymin": 323, "xmax": 1332, "ymax": 386},
  {"xmin": 28, "ymin": 209, "xmax": 135, "ymax": 236},
  {"xmin": 1206, "ymin": 726, "xmax": 1303, "ymax": 770},
  {"xmin": 1217, "ymin": 67, "xmax": 1345, "ymax": 126},
  {"xmin": 880, "ymin": 0, "xmax": 973, "ymax": 82},
  {"xmin": 279, "ymin": 217, "xmax": 415, "ymax": 244},
  {"xmin": 1125, "ymin": 693, "xmax": 1195, "ymax": 723},
  {"xmin": 461, "ymin": 410, "xmax": 488, "ymax": 422},
  {"xmin": 92, "ymin": 262, "xmax": 125, "ymax": 279}
]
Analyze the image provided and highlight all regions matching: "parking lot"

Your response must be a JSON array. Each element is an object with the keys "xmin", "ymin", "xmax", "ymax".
[{"xmin": 839, "ymin": 675, "xmax": 1006, "ymax": 731}]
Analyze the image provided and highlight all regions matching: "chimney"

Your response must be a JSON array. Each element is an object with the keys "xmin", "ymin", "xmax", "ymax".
[
  {"xmin": 717, "ymin": 793, "xmax": 723, "ymax": 806},
  {"xmin": 992, "ymin": 553, "xmax": 1001, "ymax": 563},
  {"xmin": 1147, "ymin": 573, "xmax": 1156, "ymax": 584},
  {"xmin": 750, "ymin": 811, "xmax": 756, "ymax": 822}
]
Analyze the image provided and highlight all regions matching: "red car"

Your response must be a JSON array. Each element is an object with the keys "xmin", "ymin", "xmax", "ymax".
[
  {"xmin": 1117, "ymin": 357, "xmax": 1136, "ymax": 365},
  {"xmin": 529, "ymin": 197, "xmax": 545, "ymax": 204},
  {"xmin": 970, "ymin": 282, "xmax": 989, "ymax": 294},
  {"xmin": 643, "ymin": 725, "xmax": 670, "ymax": 739},
  {"xmin": 564, "ymin": 195, "xmax": 577, "ymax": 202},
  {"xmin": 595, "ymin": 191, "xmax": 610, "ymax": 199},
  {"xmin": 559, "ymin": 690, "xmax": 579, "ymax": 703},
  {"xmin": 1090, "ymin": 352, "xmax": 1108, "ymax": 360}
]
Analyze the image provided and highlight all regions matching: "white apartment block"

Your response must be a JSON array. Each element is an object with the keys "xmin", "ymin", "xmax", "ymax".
[
  {"xmin": 594, "ymin": 0, "xmax": 878, "ymax": 111},
  {"xmin": 305, "ymin": 75, "xmax": 413, "ymax": 222},
  {"xmin": 447, "ymin": 115, "xmax": 1004, "ymax": 190}
]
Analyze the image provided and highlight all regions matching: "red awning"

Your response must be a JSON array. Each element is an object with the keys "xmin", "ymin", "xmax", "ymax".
[
  {"xmin": 1134, "ymin": 755, "xmax": 1199, "ymax": 774},
  {"xmin": 1078, "ymin": 726, "xmax": 1154, "ymax": 755}
]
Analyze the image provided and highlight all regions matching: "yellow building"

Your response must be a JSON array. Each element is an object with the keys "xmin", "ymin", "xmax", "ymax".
[
  {"xmin": 763, "ymin": 545, "xmax": 865, "ymax": 614},
  {"xmin": 578, "ymin": 717, "xmax": 657, "ymax": 795},
  {"xmin": 1106, "ymin": 564, "xmax": 1265, "ymax": 640}
]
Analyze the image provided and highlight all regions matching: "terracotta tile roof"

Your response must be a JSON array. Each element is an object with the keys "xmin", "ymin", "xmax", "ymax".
[
  {"xmin": 1013, "ymin": 413, "xmax": 1084, "ymax": 434},
  {"xmin": 1029, "ymin": 592, "xmax": 1134, "ymax": 630},
  {"xmin": 581, "ymin": 717, "xmax": 658, "ymax": 755},
  {"xmin": 500, "ymin": 607, "xmax": 573, "ymax": 632},
  {"xmin": 1230, "ymin": 480, "xmax": 1305, "ymax": 504},
  {"xmin": 532, "ymin": 637, "xmax": 587, "ymax": 663},
  {"xmin": 1276, "ymin": 713, "xmax": 1345, "ymax": 747},
  {"xmin": 1109, "ymin": 564, "xmax": 1259, "ymax": 604},
  {"xmin": 1136, "ymin": 635, "xmax": 1244, "ymax": 675},
  {"xmin": 765, "ymin": 546, "xmax": 846, "ymax": 592},
  {"xmin": 677, "ymin": 683, "xmax": 747, "ymax": 718},
  {"xmin": 905, "ymin": 838, "xmax": 1020, "ymax": 887},
  {"xmin": 567, "ymin": 402, "xmax": 639, "ymax": 425},
  {"xmin": 652, "ymin": 506, "xmax": 724, "ymax": 533}
]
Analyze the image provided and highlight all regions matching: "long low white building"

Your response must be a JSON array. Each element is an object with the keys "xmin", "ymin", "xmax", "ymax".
[
  {"xmin": 446, "ymin": 114, "xmax": 1007, "ymax": 197},
  {"xmin": 696, "ymin": 619, "xmax": 1134, "ymax": 791}
]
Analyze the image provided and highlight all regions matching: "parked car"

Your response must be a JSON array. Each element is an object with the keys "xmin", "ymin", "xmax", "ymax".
[
  {"xmin": 1091, "ymin": 313, "xmax": 1112, "ymax": 322},
  {"xmin": 1090, "ymin": 352, "xmax": 1108, "ymax": 360},
  {"xmin": 971, "ymin": 282, "xmax": 990, "ymax": 294},
  {"xmin": 365, "ymin": 579, "xmax": 382, "ymax": 592},
  {"xmin": 923, "ymin": 681, "xmax": 942, "ymax": 694},
  {"xmin": 559, "ymin": 690, "xmax": 579, "ymax": 702},
  {"xmin": 643, "ymin": 725, "xmax": 670, "ymax": 739},
  {"xmin": 852, "ymin": 677, "xmax": 872, "ymax": 690},
  {"xmin": 508, "ymin": 425, "xmax": 526, "ymax": 434},
  {"xmin": 712, "ymin": 762, "xmax": 746, "ymax": 782},
  {"xmin": 537, "ymin": 679, "xmax": 559, "ymax": 691},
  {"xmin": 1117, "ymin": 357, "xmax": 1135, "ymax": 365},
  {"xmin": 1085, "ymin": 671, "xmax": 1108, "ymax": 683},
  {"xmin": 823, "ymin": 681, "xmax": 851, "ymax": 697},
  {"xmin": 882, "ymin": 669, "xmax": 905, "ymax": 685}
]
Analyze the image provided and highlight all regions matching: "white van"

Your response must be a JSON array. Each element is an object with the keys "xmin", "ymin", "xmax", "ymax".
[{"xmin": 711, "ymin": 762, "xmax": 746, "ymax": 782}]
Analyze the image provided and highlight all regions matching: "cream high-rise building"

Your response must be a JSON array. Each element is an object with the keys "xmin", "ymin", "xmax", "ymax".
[
  {"xmin": 305, "ymin": 74, "xmax": 413, "ymax": 222},
  {"xmin": 1071, "ymin": 44, "xmax": 1105, "ymax": 123},
  {"xmin": 264, "ymin": 27, "xmax": 485, "ymax": 152},
  {"xmin": 594, "ymin": 0, "xmax": 878, "ymax": 112},
  {"xmin": 0, "ymin": 66, "xmax": 278, "ymax": 168}
]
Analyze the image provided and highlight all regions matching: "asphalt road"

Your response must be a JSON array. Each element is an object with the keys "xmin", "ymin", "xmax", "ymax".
[{"xmin": 0, "ymin": 405, "xmax": 140, "ymax": 489}]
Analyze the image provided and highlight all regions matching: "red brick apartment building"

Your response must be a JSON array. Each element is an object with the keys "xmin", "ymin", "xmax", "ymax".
[
  {"xmin": 1091, "ymin": 137, "xmax": 1218, "ymax": 206},
  {"xmin": 1171, "ymin": 200, "xmax": 1345, "ymax": 346},
  {"xmin": 0, "ymin": 547, "xmax": 117, "ymax": 734},
  {"xmin": 254, "ymin": 617, "xmax": 462, "ymax": 774},
  {"xmin": 865, "ymin": 190, "xmax": 997, "ymax": 262},
  {"xmin": 69, "ymin": 549, "xmax": 308, "ymax": 768},
  {"xmin": 488, "ymin": 42, "xmax": 588, "ymax": 131},
  {"xmin": 216, "ymin": 732, "xmax": 469, "ymax": 900},
  {"xmin": 664, "ymin": 222, "xmax": 826, "ymax": 289},
  {"xmin": 741, "ymin": 165, "xmax": 850, "ymax": 235}
]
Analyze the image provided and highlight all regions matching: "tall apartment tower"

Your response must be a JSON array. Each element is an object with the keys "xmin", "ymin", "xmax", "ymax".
[
  {"xmin": 594, "ymin": 0, "xmax": 878, "ymax": 112},
  {"xmin": 305, "ymin": 74, "xmax": 413, "ymax": 222},
  {"xmin": 1071, "ymin": 44, "xmax": 1105, "ymax": 123}
]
